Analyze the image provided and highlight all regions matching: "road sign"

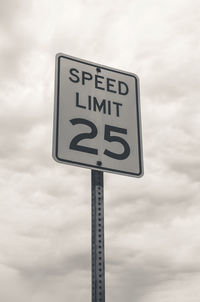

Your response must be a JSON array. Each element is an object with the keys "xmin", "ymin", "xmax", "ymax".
[{"xmin": 53, "ymin": 53, "xmax": 143, "ymax": 177}]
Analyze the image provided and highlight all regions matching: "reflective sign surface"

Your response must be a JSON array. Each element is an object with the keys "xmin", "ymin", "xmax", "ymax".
[{"xmin": 53, "ymin": 53, "xmax": 143, "ymax": 177}]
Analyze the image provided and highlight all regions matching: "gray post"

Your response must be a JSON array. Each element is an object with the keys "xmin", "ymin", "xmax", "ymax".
[{"xmin": 91, "ymin": 170, "xmax": 105, "ymax": 302}]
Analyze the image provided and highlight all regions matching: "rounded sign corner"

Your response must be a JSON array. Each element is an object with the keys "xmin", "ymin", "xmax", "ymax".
[
  {"xmin": 56, "ymin": 53, "xmax": 66, "ymax": 61},
  {"xmin": 52, "ymin": 151, "xmax": 62, "ymax": 164},
  {"xmin": 136, "ymin": 169, "xmax": 144, "ymax": 178}
]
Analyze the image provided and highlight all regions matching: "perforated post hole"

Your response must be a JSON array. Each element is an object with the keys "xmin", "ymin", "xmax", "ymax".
[{"xmin": 91, "ymin": 170, "xmax": 105, "ymax": 302}]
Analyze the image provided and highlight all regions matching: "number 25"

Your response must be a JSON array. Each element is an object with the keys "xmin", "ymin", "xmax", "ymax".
[{"xmin": 69, "ymin": 118, "xmax": 130, "ymax": 160}]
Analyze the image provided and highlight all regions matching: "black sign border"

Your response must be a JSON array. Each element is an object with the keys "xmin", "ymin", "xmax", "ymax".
[{"xmin": 54, "ymin": 54, "xmax": 143, "ymax": 177}]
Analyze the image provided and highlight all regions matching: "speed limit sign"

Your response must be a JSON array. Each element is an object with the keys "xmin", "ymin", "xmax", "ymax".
[{"xmin": 52, "ymin": 53, "xmax": 143, "ymax": 177}]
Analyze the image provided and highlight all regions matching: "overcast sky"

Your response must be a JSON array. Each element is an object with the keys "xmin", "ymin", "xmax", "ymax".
[{"xmin": 0, "ymin": 0, "xmax": 200, "ymax": 301}]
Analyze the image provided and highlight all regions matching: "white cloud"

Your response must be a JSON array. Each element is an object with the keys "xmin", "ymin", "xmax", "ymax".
[{"xmin": 0, "ymin": 0, "xmax": 200, "ymax": 301}]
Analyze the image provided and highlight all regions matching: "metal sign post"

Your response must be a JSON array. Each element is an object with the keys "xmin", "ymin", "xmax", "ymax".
[{"xmin": 91, "ymin": 170, "xmax": 105, "ymax": 302}]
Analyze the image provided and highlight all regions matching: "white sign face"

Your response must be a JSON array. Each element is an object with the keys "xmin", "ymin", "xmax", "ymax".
[{"xmin": 53, "ymin": 53, "xmax": 143, "ymax": 177}]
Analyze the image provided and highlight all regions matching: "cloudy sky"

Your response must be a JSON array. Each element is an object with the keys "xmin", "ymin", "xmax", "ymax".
[{"xmin": 0, "ymin": 0, "xmax": 200, "ymax": 301}]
